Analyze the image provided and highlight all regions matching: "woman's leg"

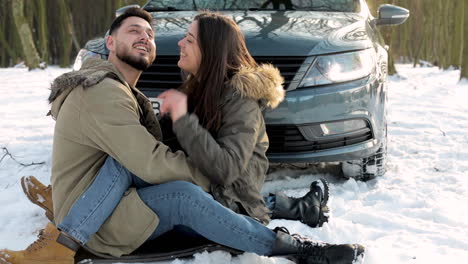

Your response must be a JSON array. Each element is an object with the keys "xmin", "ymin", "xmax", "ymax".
[
  {"xmin": 137, "ymin": 181, "xmax": 276, "ymax": 256},
  {"xmin": 58, "ymin": 156, "xmax": 134, "ymax": 243},
  {"xmin": 265, "ymin": 179, "xmax": 330, "ymax": 228}
]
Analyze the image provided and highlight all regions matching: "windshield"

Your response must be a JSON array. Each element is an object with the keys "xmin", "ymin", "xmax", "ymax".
[{"xmin": 144, "ymin": 0, "xmax": 360, "ymax": 12}]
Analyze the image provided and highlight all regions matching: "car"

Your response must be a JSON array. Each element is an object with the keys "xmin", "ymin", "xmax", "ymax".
[{"xmin": 74, "ymin": 0, "xmax": 409, "ymax": 181}]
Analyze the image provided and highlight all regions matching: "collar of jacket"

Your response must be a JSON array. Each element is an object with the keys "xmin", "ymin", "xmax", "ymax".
[{"xmin": 47, "ymin": 57, "xmax": 132, "ymax": 120}]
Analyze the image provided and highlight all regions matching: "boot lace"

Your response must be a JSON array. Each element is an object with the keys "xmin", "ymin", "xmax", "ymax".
[
  {"xmin": 25, "ymin": 229, "xmax": 53, "ymax": 252},
  {"xmin": 294, "ymin": 234, "xmax": 327, "ymax": 263},
  {"xmin": 274, "ymin": 227, "xmax": 327, "ymax": 263}
]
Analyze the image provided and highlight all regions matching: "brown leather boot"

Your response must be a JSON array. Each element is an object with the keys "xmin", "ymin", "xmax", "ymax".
[
  {"xmin": 0, "ymin": 223, "xmax": 79, "ymax": 264},
  {"xmin": 21, "ymin": 176, "xmax": 54, "ymax": 221}
]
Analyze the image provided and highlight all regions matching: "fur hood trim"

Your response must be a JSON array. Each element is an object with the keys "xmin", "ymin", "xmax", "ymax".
[
  {"xmin": 48, "ymin": 58, "xmax": 124, "ymax": 103},
  {"xmin": 47, "ymin": 58, "xmax": 126, "ymax": 119},
  {"xmin": 229, "ymin": 64, "xmax": 285, "ymax": 109}
]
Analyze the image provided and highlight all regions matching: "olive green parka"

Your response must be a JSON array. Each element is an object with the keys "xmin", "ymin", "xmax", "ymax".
[
  {"xmin": 48, "ymin": 58, "xmax": 210, "ymax": 257},
  {"xmin": 172, "ymin": 64, "xmax": 285, "ymax": 224}
]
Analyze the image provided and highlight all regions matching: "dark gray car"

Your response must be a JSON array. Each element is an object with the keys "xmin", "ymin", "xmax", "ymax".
[{"xmin": 74, "ymin": 0, "xmax": 409, "ymax": 180}]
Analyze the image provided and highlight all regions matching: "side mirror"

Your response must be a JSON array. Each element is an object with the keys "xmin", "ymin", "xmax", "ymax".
[
  {"xmin": 116, "ymin": 4, "xmax": 141, "ymax": 17},
  {"xmin": 375, "ymin": 4, "xmax": 409, "ymax": 26}
]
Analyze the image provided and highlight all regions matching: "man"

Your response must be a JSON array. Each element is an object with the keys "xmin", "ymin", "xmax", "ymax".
[{"xmin": 0, "ymin": 8, "xmax": 210, "ymax": 264}]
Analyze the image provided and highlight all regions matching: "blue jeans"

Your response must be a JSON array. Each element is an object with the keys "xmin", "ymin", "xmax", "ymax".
[{"xmin": 58, "ymin": 156, "xmax": 276, "ymax": 256}]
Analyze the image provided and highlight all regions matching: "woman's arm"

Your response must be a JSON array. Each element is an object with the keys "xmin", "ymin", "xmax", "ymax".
[
  {"xmin": 159, "ymin": 89, "xmax": 262, "ymax": 186},
  {"xmin": 176, "ymin": 98, "xmax": 261, "ymax": 186}
]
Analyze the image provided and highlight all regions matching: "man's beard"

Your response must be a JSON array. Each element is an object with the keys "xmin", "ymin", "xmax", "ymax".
[{"xmin": 116, "ymin": 44, "xmax": 154, "ymax": 71}]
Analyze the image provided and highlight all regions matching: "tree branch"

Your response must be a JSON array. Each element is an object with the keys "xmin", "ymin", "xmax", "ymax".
[{"xmin": 0, "ymin": 147, "xmax": 45, "ymax": 167}]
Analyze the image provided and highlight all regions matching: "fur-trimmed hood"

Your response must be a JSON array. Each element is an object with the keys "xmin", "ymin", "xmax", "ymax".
[
  {"xmin": 228, "ymin": 64, "xmax": 285, "ymax": 109},
  {"xmin": 47, "ymin": 57, "xmax": 127, "ymax": 119},
  {"xmin": 48, "ymin": 59, "xmax": 285, "ymax": 119}
]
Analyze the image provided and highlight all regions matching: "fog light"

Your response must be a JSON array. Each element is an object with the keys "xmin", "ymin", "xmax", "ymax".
[
  {"xmin": 320, "ymin": 119, "xmax": 367, "ymax": 136},
  {"xmin": 298, "ymin": 119, "xmax": 369, "ymax": 141}
]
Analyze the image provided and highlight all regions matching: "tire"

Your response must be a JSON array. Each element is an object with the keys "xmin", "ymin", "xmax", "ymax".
[{"xmin": 341, "ymin": 135, "xmax": 387, "ymax": 181}]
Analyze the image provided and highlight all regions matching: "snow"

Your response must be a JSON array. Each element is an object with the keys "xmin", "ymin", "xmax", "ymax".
[{"xmin": 1, "ymin": 64, "xmax": 467, "ymax": 263}]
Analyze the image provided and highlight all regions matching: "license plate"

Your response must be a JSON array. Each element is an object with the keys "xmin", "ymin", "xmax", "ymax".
[{"xmin": 149, "ymin": 97, "xmax": 164, "ymax": 116}]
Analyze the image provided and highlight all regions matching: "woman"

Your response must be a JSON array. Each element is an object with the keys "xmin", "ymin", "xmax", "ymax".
[
  {"xmin": 158, "ymin": 11, "xmax": 329, "ymax": 227},
  {"xmin": 13, "ymin": 11, "xmax": 362, "ymax": 264}
]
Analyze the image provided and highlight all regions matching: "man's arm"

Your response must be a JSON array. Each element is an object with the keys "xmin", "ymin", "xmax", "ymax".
[{"xmin": 79, "ymin": 79, "xmax": 210, "ymax": 190}]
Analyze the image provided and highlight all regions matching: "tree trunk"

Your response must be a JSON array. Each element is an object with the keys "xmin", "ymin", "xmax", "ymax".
[
  {"xmin": 423, "ymin": 0, "xmax": 433, "ymax": 63},
  {"xmin": 56, "ymin": 0, "xmax": 73, "ymax": 67},
  {"xmin": 11, "ymin": 0, "xmax": 41, "ymax": 69},
  {"xmin": 451, "ymin": 0, "xmax": 463, "ymax": 68},
  {"xmin": 0, "ymin": 29, "xmax": 16, "ymax": 65},
  {"xmin": 411, "ymin": 0, "xmax": 423, "ymax": 67},
  {"xmin": 36, "ymin": 0, "xmax": 49, "ymax": 64},
  {"xmin": 382, "ymin": 26, "xmax": 397, "ymax": 75},
  {"xmin": 439, "ymin": 1, "xmax": 451, "ymax": 69},
  {"xmin": 460, "ymin": 0, "xmax": 468, "ymax": 80},
  {"xmin": 0, "ymin": 1, "xmax": 16, "ymax": 65}
]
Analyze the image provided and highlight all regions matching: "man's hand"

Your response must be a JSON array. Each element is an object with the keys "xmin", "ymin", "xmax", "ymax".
[{"xmin": 157, "ymin": 89, "xmax": 188, "ymax": 122}]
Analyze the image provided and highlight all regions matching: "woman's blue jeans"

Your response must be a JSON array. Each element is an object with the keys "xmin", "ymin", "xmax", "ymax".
[{"xmin": 58, "ymin": 156, "xmax": 276, "ymax": 256}]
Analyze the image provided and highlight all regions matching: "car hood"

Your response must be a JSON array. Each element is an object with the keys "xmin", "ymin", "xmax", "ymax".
[{"xmin": 152, "ymin": 11, "xmax": 373, "ymax": 56}]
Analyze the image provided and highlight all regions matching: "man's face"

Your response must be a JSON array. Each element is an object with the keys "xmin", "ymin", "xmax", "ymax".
[{"xmin": 109, "ymin": 16, "xmax": 156, "ymax": 70}]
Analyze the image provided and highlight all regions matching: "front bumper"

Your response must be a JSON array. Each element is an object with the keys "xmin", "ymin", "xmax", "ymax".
[
  {"xmin": 264, "ymin": 76, "xmax": 386, "ymax": 162},
  {"xmin": 268, "ymin": 139, "xmax": 380, "ymax": 162}
]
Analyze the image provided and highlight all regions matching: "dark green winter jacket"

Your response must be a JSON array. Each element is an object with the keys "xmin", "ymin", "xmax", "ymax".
[{"xmin": 172, "ymin": 64, "xmax": 285, "ymax": 224}]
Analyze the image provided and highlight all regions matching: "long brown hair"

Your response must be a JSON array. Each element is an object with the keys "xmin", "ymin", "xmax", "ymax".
[{"xmin": 180, "ymin": 12, "xmax": 257, "ymax": 134}]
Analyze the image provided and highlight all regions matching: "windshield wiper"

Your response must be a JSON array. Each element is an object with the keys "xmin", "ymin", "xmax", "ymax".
[
  {"xmin": 144, "ymin": 6, "xmax": 182, "ymax": 12},
  {"xmin": 308, "ymin": 5, "xmax": 344, "ymax": 12},
  {"xmin": 248, "ymin": 8, "xmax": 272, "ymax": 11},
  {"xmin": 248, "ymin": 8, "xmax": 295, "ymax": 11}
]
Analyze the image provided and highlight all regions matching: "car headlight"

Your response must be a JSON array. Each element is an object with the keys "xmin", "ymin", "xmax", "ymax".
[{"xmin": 300, "ymin": 49, "xmax": 376, "ymax": 87}]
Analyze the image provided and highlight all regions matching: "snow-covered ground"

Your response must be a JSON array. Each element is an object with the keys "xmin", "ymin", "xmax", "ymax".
[{"xmin": 0, "ymin": 64, "xmax": 467, "ymax": 263}]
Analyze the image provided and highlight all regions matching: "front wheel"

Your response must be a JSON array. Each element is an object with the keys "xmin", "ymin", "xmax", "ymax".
[{"xmin": 341, "ymin": 137, "xmax": 387, "ymax": 181}]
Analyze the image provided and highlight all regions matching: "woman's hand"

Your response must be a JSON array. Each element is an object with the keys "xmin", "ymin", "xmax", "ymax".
[{"xmin": 157, "ymin": 89, "xmax": 188, "ymax": 122}]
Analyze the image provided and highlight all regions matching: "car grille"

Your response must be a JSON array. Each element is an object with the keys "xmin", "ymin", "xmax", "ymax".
[
  {"xmin": 255, "ymin": 56, "xmax": 306, "ymax": 88},
  {"xmin": 137, "ymin": 56, "xmax": 182, "ymax": 92},
  {"xmin": 136, "ymin": 55, "xmax": 307, "ymax": 92},
  {"xmin": 266, "ymin": 125, "xmax": 373, "ymax": 153}
]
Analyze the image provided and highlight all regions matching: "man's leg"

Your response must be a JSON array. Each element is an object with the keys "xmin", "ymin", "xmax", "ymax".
[
  {"xmin": 0, "ymin": 156, "xmax": 133, "ymax": 264},
  {"xmin": 0, "ymin": 222, "xmax": 77, "ymax": 264},
  {"xmin": 57, "ymin": 156, "xmax": 134, "ymax": 243},
  {"xmin": 20, "ymin": 159, "xmax": 151, "ymax": 223}
]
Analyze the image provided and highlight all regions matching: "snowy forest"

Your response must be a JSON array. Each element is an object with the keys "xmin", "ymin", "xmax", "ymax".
[
  {"xmin": 1, "ymin": 1, "xmax": 468, "ymax": 263},
  {"xmin": 1, "ymin": 0, "xmax": 468, "ymax": 80}
]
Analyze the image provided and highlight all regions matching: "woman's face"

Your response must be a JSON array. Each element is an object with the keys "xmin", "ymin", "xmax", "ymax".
[{"xmin": 177, "ymin": 21, "xmax": 202, "ymax": 75}]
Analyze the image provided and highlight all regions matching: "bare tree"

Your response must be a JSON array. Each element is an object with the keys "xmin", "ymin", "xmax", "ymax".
[
  {"xmin": 11, "ymin": 0, "xmax": 41, "ymax": 69},
  {"xmin": 451, "ymin": 0, "xmax": 464, "ymax": 68},
  {"xmin": 460, "ymin": 0, "xmax": 468, "ymax": 80}
]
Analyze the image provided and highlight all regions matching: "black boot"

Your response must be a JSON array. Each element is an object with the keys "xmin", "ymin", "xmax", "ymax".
[
  {"xmin": 270, "ymin": 179, "xmax": 330, "ymax": 227},
  {"xmin": 271, "ymin": 227, "xmax": 365, "ymax": 264}
]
